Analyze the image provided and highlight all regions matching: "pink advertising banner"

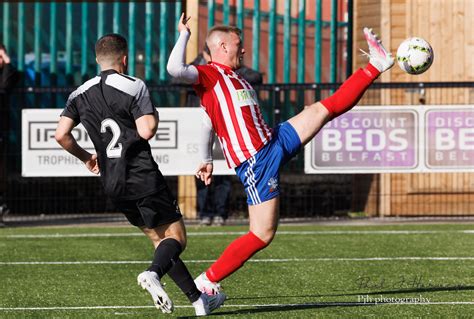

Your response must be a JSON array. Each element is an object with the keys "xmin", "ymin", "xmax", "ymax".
[{"xmin": 305, "ymin": 106, "xmax": 474, "ymax": 173}]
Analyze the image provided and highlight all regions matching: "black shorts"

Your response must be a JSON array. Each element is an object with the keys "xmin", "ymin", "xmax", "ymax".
[{"xmin": 113, "ymin": 186, "xmax": 182, "ymax": 229}]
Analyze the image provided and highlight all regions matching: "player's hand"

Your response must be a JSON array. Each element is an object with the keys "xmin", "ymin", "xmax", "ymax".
[
  {"xmin": 84, "ymin": 154, "xmax": 100, "ymax": 175},
  {"xmin": 195, "ymin": 162, "xmax": 213, "ymax": 185},
  {"xmin": 178, "ymin": 13, "xmax": 191, "ymax": 34}
]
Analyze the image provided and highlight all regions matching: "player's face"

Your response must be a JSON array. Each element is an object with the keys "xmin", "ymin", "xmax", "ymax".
[{"xmin": 228, "ymin": 33, "xmax": 245, "ymax": 69}]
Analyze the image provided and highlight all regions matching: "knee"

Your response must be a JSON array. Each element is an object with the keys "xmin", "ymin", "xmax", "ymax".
[
  {"xmin": 253, "ymin": 229, "xmax": 276, "ymax": 245},
  {"xmin": 174, "ymin": 236, "xmax": 187, "ymax": 251}
]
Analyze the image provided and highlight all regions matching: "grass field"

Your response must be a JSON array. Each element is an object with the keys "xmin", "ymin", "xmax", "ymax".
[{"xmin": 0, "ymin": 223, "xmax": 473, "ymax": 318}]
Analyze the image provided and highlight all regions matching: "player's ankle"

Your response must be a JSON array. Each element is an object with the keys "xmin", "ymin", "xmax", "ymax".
[{"xmin": 364, "ymin": 63, "xmax": 382, "ymax": 78}]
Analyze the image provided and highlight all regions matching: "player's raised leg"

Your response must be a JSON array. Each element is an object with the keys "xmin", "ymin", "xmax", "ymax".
[{"xmin": 288, "ymin": 27, "xmax": 394, "ymax": 146}]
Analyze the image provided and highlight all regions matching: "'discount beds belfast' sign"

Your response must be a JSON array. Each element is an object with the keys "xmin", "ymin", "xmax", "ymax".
[{"xmin": 305, "ymin": 106, "xmax": 474, "ymax": 173}]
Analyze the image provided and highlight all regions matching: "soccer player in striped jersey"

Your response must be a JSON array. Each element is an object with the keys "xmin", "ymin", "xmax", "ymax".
[{"xmin": 167, "ymin": 14, "xmax": 394, "ymax": 295}]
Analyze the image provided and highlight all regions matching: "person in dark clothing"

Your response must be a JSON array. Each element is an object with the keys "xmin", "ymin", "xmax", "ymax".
[
  {"xmin": 0, "ymin": 44, "xmax": 19, "ymax": 225},
  {"xmin": 55, "ymin": 34, "xmax": 225, "ymax": 315}
]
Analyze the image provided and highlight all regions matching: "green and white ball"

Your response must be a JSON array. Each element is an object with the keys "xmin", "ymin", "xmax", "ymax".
[{"xmin": 396, "ymin": 37, "xmax": 434, "ymax": 75}]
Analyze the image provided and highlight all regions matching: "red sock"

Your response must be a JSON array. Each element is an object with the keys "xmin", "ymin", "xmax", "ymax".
[
  {"xmin": 206, "ymin": 232, "xmax": 267, "ymax": 282},
  {"xmin": 321, "ymin": 63, "xmax": 380, "ymax": 118}
]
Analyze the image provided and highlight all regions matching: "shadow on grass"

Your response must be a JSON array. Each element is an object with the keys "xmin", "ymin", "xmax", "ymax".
[{"xmin": 177, "ymin": 301, "xmax": 372, "ymax": 318}]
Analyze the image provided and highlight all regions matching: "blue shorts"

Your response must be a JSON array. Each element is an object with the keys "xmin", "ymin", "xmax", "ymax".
[{"xmin": 235, "ymin": 122, "xmax": 301, "ymax": 205}]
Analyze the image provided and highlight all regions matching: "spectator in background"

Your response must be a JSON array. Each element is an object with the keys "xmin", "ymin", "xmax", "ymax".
[
  {"xmin": 191, "ymin": 44, "xmax": 263, "ymax": 226},
  {"xmin": 0, "ymin": 44, "xmax": 19, "ymax": 224}
]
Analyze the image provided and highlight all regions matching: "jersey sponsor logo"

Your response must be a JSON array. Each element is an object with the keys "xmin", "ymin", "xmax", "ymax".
[
  {"xmin": 268, "ymin": 177, "xmax": 279, "ymax": 193},
  {"xmin": 234, "ymin": 89, "xmax": 258, "ymax": 107}
]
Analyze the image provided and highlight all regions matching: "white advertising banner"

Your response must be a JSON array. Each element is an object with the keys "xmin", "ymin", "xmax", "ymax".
[
  {"xmin": 305, "ymin": 105, "xmax": 474, "ymax": 174},
  {"xmin": 22, "ymin": 108, "xmax": 234, "ymax": 177}
]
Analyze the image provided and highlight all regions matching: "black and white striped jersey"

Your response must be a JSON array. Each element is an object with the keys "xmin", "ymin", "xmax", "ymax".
[{"xmin": 61, "ymin": 69, "xmax": 164, "ymax": 200}]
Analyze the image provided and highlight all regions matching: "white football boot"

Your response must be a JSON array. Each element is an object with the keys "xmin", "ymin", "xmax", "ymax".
[
  {"xmin": 193, "ymin": 292, "xmax": 227, "ymax": 316},
  {"xmin": 361, "ymin": 27, "xmax": 394, "ymax": 73},
  {"xmin": 194, "ymin": 272, "xmax": 222, "ymax": 295},
  {"xmin": 137, "ymin": 271, "xmax": 173, "ymax": 314}
]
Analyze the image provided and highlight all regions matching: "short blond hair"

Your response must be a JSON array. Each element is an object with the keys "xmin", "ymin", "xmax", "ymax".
[{"xmin": 207, "ymin": 25, "xmax": 242, "ymax": 40}]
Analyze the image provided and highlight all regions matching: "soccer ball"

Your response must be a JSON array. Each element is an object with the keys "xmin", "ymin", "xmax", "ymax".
[{"xmin": 396, "ymin": 37, "xmax": 434, "ymax": 75}]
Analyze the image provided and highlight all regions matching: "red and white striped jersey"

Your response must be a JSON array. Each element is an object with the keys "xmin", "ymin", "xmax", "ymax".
[{"xmin": 193, "ymin": 62, "xmax": 273, "ymax": 168}]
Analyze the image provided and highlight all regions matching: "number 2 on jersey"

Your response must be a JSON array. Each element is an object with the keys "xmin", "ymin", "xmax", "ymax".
[{"xmin": 100, "ymin": 118, "xmax": 123, "ymax": 158}]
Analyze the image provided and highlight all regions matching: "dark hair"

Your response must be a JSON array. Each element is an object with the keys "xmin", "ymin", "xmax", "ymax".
[
  {"xmin": 0, "ymin": 43, "xmax": 6, "ymax": 52},
  {"xmin": 95, "ymin": 33, "xmax": 127, "ymax": 63}
]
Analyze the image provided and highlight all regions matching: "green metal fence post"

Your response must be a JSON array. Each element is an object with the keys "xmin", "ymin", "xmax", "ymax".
[
  {"xmin": 50, "ymin": 3, "xmax": 57, "ymax": 76},
  {"xmin": 97, "ymin": 2, "xmax": 105, "ymax": 74},
  {"xmin": 223, "ymin": 0, "xmax": 229, "ymax": 25},
  {"xmin": 145, "ymin": 2, "xmax": 153, "ymax": 83},
  {"xmin": 283, "ymin": 0, "xmax": 291, "ymax": 84},
  {"xmin": 81, "ymin": 2, "xmax": 88, "ymax": 80},
  {"xmin": 175, "ymin": 1, "xmax": 182, "ymax": 42},
  {"xmin": 50, "ymin": 2, "xmax": 57, "ymax": 105},
  {"xmin": 283, "ymin": 0, "xmax": 291, "ymax": 119},
  {"xmin": 330, "ymin": 0, "xmax": 338, "ymax": 83},
  {"xmin": 252, "ymin": 0, "xmax": 260, "ymax": 71},
  {"xmin": 34, "ymin": 2, "xmax": 42, "ymax": 107},
  {"xmin": 66, "ymin": 2, "xmax": 73, "ymax": 83},
  {"xmin": 159, "ymin": 2, "xmax": 168, "ymax": 83},
  {"xmin": 113, "ymin": 2, "xmax": 120, "ymax": 34},
  {"xmin": 237, "ymin": 0, "xmax": 244, "ymax": 39},
  {"xmin": 346, "ymin": 0, "xmax": 353, "ymax": 78},
  {"xmin": 315, "ymin": 0, "xmax": 322, "ymax": 83},
  {"xmin": 17, "ymin": 2, "xmax": 25, "ymax": 74},
  {"xmin": 2, "ymin": 3, "xmax": 10, "ymax": 51},
  {"xmin": 268, "ymin": 0, "xmax": 276, "ymax": 83},
  {"xmin": 208, "ymin": 0, "xmax": 215, "ymax": 30},
  {"xmin": 34, "ymin": 2, "xmax": 42, "ymax": 85},
  {"xmin": 172, "ymin": 1, "xmax": 182, "ymax": 106},
  {"xmin": 128, "ymin": 2, "xmax": 136, "ymax": 76},
  {"xmin": 97, "ymin": 2, "xmax": 105, "ymax": 38},
  {"xmin": 297, "ymin": 0, "xmax": 305, "ymax": 83}
]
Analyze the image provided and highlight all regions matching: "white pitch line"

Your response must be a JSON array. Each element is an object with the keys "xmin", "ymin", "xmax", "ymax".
[
  {"xmin": 0, "ymin": 302, "xmax": 473, "ymax": 311},
  {"xmin": 4, "ymin": 230, "xmax": 474, "ymax": 239},
  {"xmin": 1, "ymin": 257, "xmax": 473, "ymax": 266}
]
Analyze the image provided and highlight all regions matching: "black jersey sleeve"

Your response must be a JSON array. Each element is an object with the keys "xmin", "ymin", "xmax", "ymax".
[
  {"xmin": 131, "ymin": 80, "xmax": 157, "ymax": 120},
  {"xmin": 61, "ymin": 92, "xmax": 81, "ymax": 123}
]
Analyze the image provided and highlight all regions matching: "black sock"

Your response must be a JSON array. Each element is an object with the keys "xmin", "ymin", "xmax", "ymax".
[
  {"xmin": 167, "ymin": 258, "xmax": 202, "ymax": 303},
  {"xmin": 147, "ymin": 238, "xmax": 182, "ymax": 278}
]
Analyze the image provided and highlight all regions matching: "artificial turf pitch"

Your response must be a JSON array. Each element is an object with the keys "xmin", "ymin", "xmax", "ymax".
[{"xmin": 0, "ymin": 223, "xmax": 473, "ymax": 318}]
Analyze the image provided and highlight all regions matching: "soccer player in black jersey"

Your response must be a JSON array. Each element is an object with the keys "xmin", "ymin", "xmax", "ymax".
[{"xmin": 55, "ymin": 34, "xmax": 225, "ymax": 316}]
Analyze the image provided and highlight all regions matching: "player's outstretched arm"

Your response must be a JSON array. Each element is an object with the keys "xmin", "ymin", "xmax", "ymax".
[
  {"xmin": 195, "ymin": 112, "xmax": 214, "ymax": 185},
  {"xmin": 55, "ymin": 116, "xmax": 99, "ymax": 174},
  {"xmin": 167, "ymin": 13, "xmax": 199, "ymax": 84}
]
